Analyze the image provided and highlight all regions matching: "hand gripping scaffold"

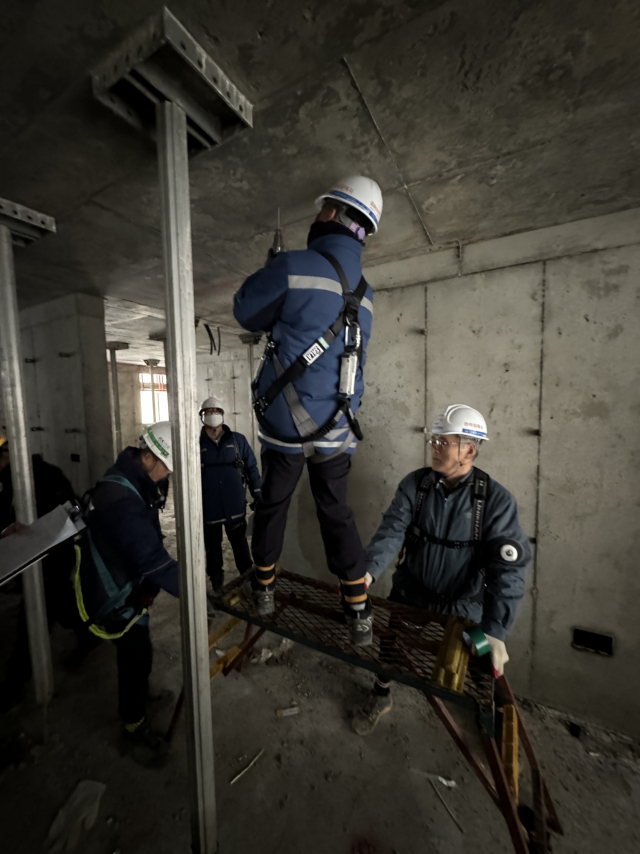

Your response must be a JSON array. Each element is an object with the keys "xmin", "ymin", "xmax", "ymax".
[{"xmin": 171, "ymin": 568, "xmax": 562, "ymax": 854}]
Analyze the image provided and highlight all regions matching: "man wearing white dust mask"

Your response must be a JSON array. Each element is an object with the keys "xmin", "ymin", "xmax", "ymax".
[{"xmin": 199, "ymin": 397, "xmax": 262, "ymax": 592}]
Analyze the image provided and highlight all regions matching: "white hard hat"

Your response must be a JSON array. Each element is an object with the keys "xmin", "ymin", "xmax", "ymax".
[
  {"xmin": 141, "ymin": 421, "xmax": 174, "ymax": 472},
  {"xmin": 431, "ymin": 405, "xmax": 490, "ymax": 441},
  {"xmin": 315, "ymin": 176, "xmax": 383, "ymax": 234},
  {"xmin": 199, "ymin": 396, "xmax": 224, "ymax": 412}
]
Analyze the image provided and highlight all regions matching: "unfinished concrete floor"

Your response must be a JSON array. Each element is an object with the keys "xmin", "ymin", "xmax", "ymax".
[{"xmin": 1, "ymin": 489, "xmax": 639, "ymax": 853}]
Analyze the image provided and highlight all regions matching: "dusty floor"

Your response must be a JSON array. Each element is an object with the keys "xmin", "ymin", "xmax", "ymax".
[{"xmin": 1, "ymin": 489, "xmax": 639, "ymax": 854}]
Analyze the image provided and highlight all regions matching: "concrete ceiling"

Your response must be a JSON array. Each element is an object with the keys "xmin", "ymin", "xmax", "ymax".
[{"xmin": 2, "ymin": 0, "xmax": 639, "ymax": 362}]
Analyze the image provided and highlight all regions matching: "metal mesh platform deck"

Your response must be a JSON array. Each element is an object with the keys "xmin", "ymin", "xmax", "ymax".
[{"xmin": 217, "ymin": 568, "xmax": 494, "ymax": 712}]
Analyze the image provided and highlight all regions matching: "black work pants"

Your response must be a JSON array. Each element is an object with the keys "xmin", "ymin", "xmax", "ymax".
[
  {"xmin": 251, "ymin": 449, "xmax": 365, "ymax": 581},
  {"xmin": 5, "ymin": 549, "xmax": 89, "ymax": 684},
  {"xmin": 113, "ymin": 622, "xmax": 152, "ymax": 725},
  {"xmin": 203, "ymin": 518, "xmax": 252, "ymax": 587}
]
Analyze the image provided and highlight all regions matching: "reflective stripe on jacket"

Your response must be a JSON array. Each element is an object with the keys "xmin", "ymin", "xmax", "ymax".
[
  {"xmin": 365, "ymin": 467, "xmax": 531, "ymax": 640},
  {"xmin": 233, "ymin": 230, "xmax": 373, "ymax": 455}
]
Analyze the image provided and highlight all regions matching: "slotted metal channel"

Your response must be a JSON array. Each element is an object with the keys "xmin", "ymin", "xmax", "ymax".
[{"xmin": 217, "ymin": 569, "xmax": 494, "ymax": 712}]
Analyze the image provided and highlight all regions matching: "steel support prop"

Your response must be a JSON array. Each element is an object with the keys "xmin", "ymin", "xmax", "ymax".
[
  {"xmin": 109, "ymin": 350, "xmax": 123, "ymax": 455},
  {"xmin": 0, "ymin": 224, "xmax": 54, "ymax": 704},
  {"xmin": 157, "ymin": 101, "xmax": 217, "ymax": 854}
]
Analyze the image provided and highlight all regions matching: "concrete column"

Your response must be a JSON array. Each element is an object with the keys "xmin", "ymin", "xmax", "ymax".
[
  {"xmin": 157, "ymin": 100, "xmax": 217, "ymax": 854},
  {"xmin": 19, "ymin": 294, "xmax": 113, "ymax": 495}
]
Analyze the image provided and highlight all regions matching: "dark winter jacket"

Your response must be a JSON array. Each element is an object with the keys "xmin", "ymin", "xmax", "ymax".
[
  {"xmin": 200, "ymin": 425, "xmax": 261, "ymax": 524},
  {"xmin": 365, "ymin": 467, "xmax": 532, "ymax": 641},
  {"xmin": 233, "ymin": 225, "xmax": 373, "ymax": 455},
  {"xmin": 0, "ymin": 454, "xmax": 76, "ymax": 577},
  {"xmin": 77, "ymin": 447, "xmax": 179, "ymax": 627}
]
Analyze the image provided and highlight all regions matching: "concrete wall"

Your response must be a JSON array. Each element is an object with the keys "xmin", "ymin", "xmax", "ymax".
[
  {"xmin": 111, "ymin": 362, "xmax": 147, "ymax": 452},
  {"xmin": 197, "ymin": 208, "xmax": 640, "ymax": 735},
  {"xmin": 0, "ymin": 294, "xmax": 112, "ymax": 497}
]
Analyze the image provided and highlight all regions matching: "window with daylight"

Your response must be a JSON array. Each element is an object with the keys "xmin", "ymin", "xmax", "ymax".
[{"xmin": 139, "ymin": 372, "xmax": 169, "ymax": 425}]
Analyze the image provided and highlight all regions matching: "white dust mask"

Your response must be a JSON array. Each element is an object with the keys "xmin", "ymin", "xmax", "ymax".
[{"xmin": 204, "ymin": 412, "xmax": 223, "ymax": 428}]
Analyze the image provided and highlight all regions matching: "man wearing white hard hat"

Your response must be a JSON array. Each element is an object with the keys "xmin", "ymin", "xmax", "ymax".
[
  {"xmin": 233, "ymin": 176, "xmax": 383, "ymax": 646},
  {"xmin": 73, "ymin": 421, "xmax": 179, "ymax": 766},
  {"xmin": 352, "ymin": 405, "xmax": 531, "ymax": 735},
  {"xmin": 199, "ymin": 396, "xmax": 262, "ymax": 591}
]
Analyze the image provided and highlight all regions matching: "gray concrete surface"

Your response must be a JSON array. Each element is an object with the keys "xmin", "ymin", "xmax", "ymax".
[
  {"xmin": 2, "ymin": 1, "xmax": 640, "ymax": 331},
  {"xmin": 0, "ymin": 293, "xmax": 112, "ymax": 495}
]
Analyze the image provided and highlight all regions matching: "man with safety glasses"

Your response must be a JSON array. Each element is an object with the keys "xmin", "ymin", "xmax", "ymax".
[{"xmin": 352, "ymin": 404, "xmax": 531, "ymax": 735}]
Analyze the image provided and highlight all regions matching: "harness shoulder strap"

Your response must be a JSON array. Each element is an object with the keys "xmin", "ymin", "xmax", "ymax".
[
  {"xmin": 100, "ymin": 474, "xmax": 143, "ymax": 501},
  {"xmin": 411, "ymin": 468, "xmax": 437, "ymax": 529},
  {"xmin": 470, "ymin": 467, "xmax": 490, "ymax": 542},
  {"xmin": 230, "ymin": 433, "xmax": 248, "ymax": 486}
]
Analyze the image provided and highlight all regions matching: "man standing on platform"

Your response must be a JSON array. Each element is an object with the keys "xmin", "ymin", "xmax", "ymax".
[{"xmin": 233, "ymin": 176, "xmax": 383, "ymax": 646}]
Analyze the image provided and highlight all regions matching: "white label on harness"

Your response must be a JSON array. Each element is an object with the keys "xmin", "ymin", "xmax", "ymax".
[{"xmin": 302, "ymin": 342, "xmax": 325, "ymax": 365}]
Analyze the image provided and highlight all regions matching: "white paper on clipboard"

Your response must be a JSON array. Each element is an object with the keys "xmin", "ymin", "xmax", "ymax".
[{"xmin": 0, "ymin": 502, "xmax": 85, "ymax": 585}]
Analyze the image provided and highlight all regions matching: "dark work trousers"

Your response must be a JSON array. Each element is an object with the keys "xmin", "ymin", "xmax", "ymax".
[
  {"xmin": 113, "ymin": 621, "xmax": 152, "ymax": 725},
  {"xmin": 251, "ymin": 449, "xmax": 365, "ymax": 581},
  {"xmin": 376, "ymin": 586, "xmax": 413, "ymax": 687},
  {"xmin": 203, "ymin": 517, "xmax": 253, "ymax": 588},
  {"xmin": 5, "ymin": 546, "xmax": 89, "ymax": 684}
]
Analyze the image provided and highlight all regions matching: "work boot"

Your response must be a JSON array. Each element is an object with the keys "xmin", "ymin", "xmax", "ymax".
[
  {"xmin": 352, "ymin": 691, "xmax": 393, "ymax": 736},
  {"xmin": 122, "ymin": 719, "xmax": 169, "ymax": 768},
  {"xmin": 344, "ymin": 598, "xmax": 374, "ymax": 647},
  {"xmin": 243, "ymin": 568, "xmax": 276, "ymax": 616}
]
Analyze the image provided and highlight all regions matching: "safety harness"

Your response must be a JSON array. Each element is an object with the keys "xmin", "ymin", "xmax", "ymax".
[
  {"xmin": 407, "ymin": 467, "xmax": 490, "ymax": 551},
  {"xmin": 74, "ymin": 474, "xmax": 150, "ymax": 639},
  {"xmin": 252, "ymin": 250, "xmax": 366, "ymax": 458}
]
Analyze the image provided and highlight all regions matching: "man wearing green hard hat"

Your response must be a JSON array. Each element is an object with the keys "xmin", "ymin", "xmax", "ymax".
[
  {"xmin": 352, "ymin": 404, "xmax": 531, "ymax": 736},
  {"xmin": 73, "ymin": 421, "xmax": 179, "ymax": 767}
]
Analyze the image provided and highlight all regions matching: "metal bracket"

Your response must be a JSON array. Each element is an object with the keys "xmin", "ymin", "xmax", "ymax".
[
  {"xmin": 91, "ymin": 6, "xmax": 253, "ymax": 155},
  {"xmin": 0, "ymin": 198, "xmax": 56, "ymax": 248},
  {"xmin": 239, "ymin": 332, "xmax": 263, "ymax": 346}
]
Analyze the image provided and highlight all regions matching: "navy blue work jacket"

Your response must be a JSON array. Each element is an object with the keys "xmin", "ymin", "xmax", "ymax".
[
  {"xmin": 365, "ymin": 467, "xmax": 532, "ymax": 641},
  {"xmin": 78, "ymin": 447, "xmax": 179, "ymax": 624},
  {"xmin": 200, "ymin": 426, "xmax": 261, "ymax": 524},
  {"xmin": 233, "ymin": 227, "xmax": 373, "ymax": 455}
]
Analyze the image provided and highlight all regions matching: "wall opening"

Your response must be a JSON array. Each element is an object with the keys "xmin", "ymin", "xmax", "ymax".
[
  {"xmin": 139, "ymin": 372, "xmax": 168, "ymax": 424},
  {"xmin": 571, "ymin": 628, "xmax": 614, "ymax": 656}
]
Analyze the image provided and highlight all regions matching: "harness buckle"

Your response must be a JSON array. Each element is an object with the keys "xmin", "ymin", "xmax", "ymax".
[{"xmin": 255, "ymin": 396, "xmax": 269, "ymax": 414}]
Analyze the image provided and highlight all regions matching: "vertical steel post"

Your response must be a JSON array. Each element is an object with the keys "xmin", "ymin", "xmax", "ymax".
[
  {"xmin": 109, "ymin": 349, "xmax": 122, "ymax": 455},
  {"xmin": 0, "ymin": 224, "xmax": 54, "ymax": 705},
  {"xmin": 157, "ymin": 101, "xmax": 216, "ymax": 854},
  {"xmin": 149, "ymin": 368, "xmax": 157, "ymax": 421}
]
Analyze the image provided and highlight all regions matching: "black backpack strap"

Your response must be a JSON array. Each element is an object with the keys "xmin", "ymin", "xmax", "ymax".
[{"xmin": 471, "ymin": 467, "xmax": 490, "ymax": 541}]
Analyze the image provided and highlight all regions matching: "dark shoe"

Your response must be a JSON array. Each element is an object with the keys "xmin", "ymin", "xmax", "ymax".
[
  {"xmin": 344, "ymin": 599, "xmax": 374, "ymax": 647},
  {"xmin": 122, "ymin": 720, "xmax": 168, "ymax": 768},
  {"xmin": 243, "ymin": 574, "xmax": 275, "ymax": 616},
  {"xmin": 352, "ymin": 691, "xmax": 393, "ymax": 736},
  {"xmin": 210, "ymin": 574, "xmax": 224, "ymax": 594},
  {"xmin": 62, "ymin": 633, "xmax": 102, "ymax": 672}
]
